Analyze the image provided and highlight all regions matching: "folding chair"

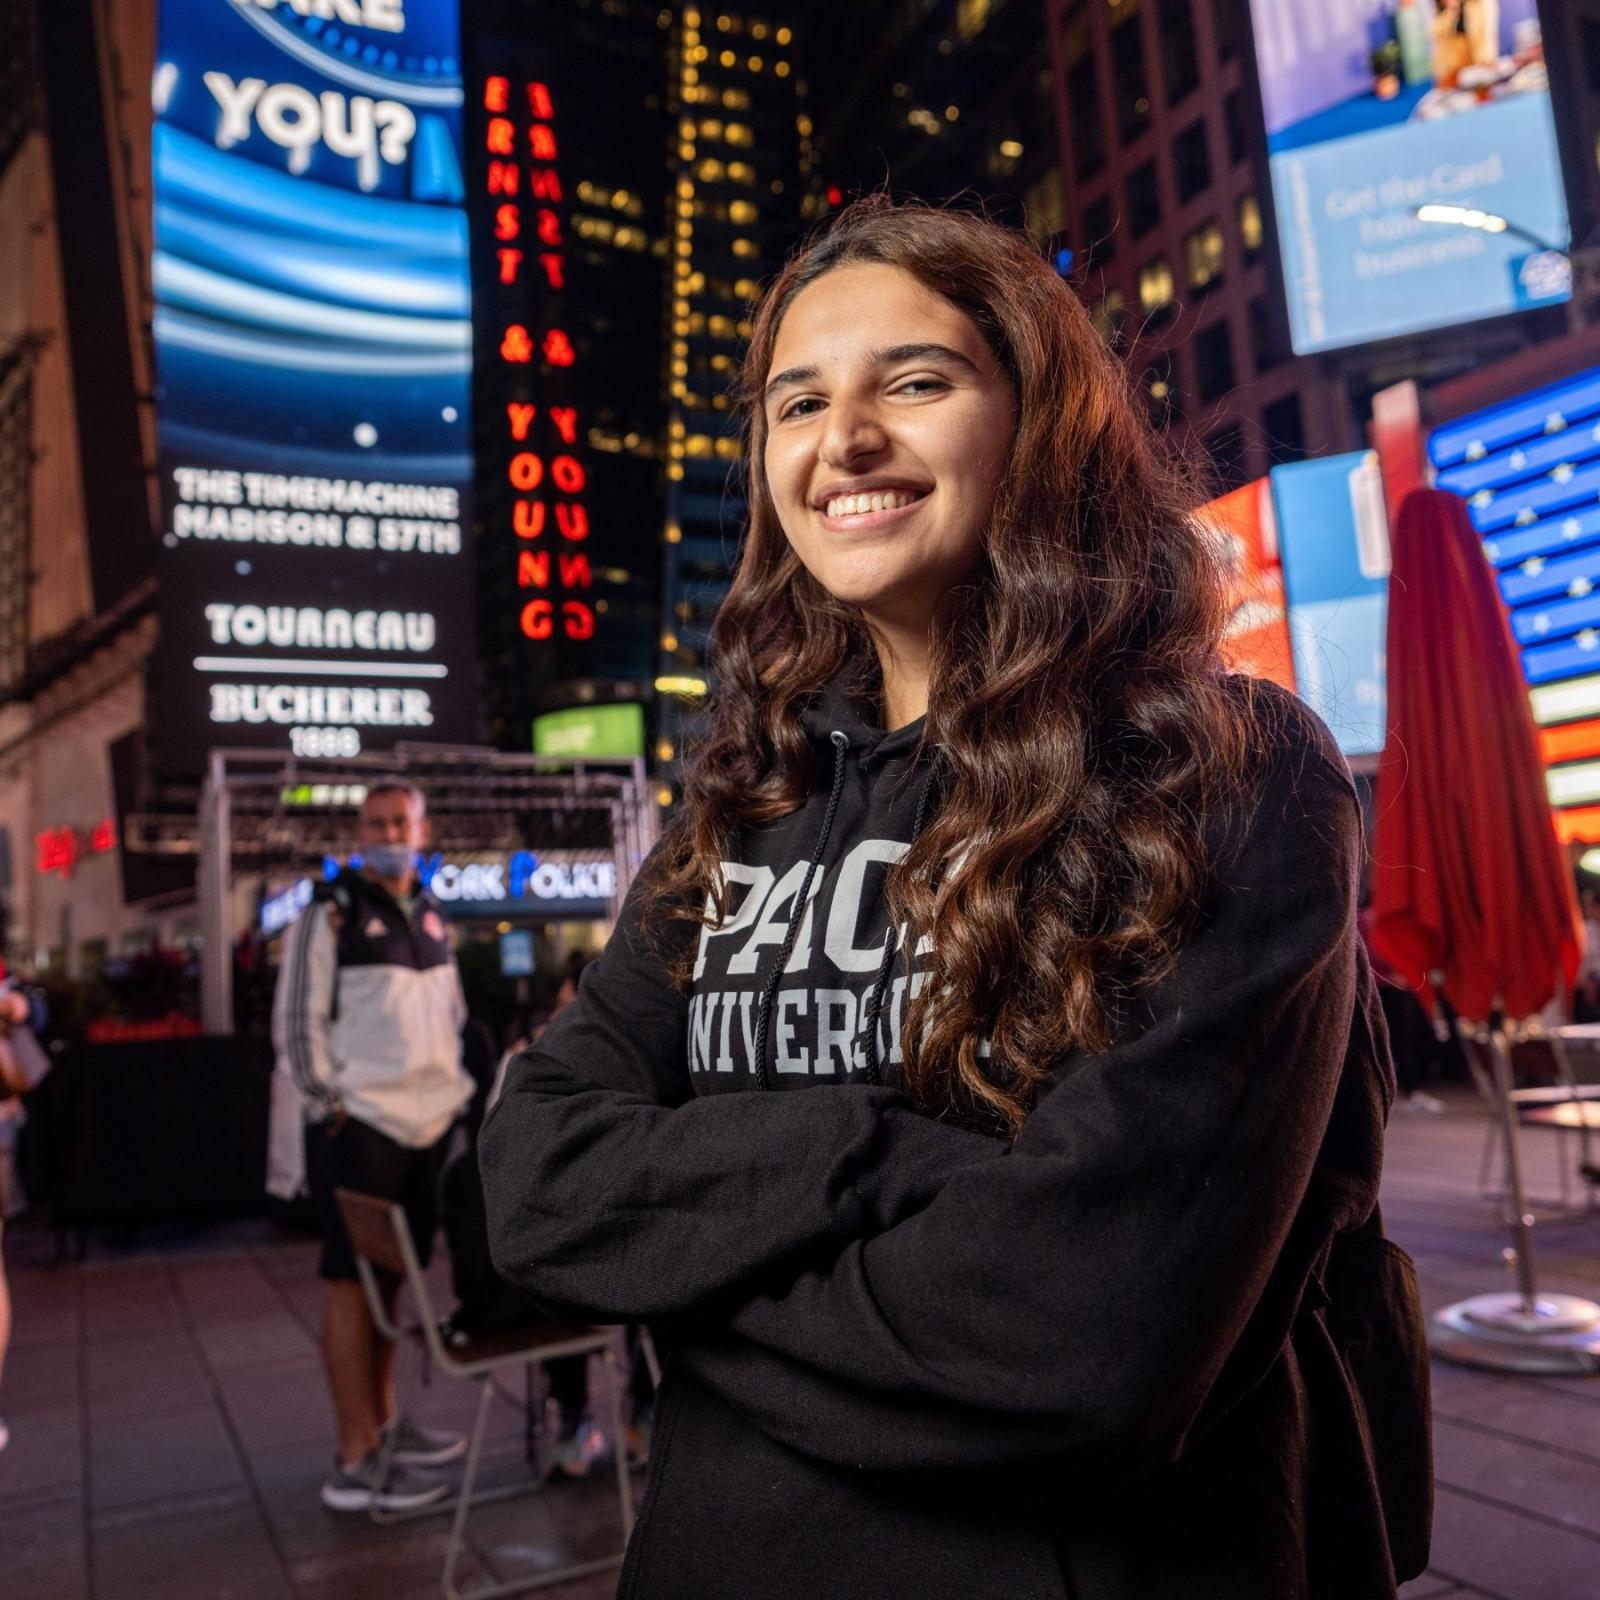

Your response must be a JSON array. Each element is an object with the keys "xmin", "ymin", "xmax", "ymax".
[
  {"xmin": 336, "ymin": 1187, "xmax": 634, "ymax": 1600},
  {"xmin": 1464, "ymin": 1034, "xmax": 1599, "ymax": 1215}
]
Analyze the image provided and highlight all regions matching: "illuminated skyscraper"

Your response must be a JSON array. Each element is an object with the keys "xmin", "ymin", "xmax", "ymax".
[
  {"xmin": 808, "ymin": 0, "xmax": 1063, "ymax": 243},
  {"xmin": 654, "ymin": 4, "xmax": 814, "ymax": 797}
]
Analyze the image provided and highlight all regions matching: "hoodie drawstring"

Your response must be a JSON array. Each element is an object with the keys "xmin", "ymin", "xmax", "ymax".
[
  {"xmin": 753, "ymin": 730, "xmax": 850, "ymax": 1091},
  {"xmin": 860, "ymin": 766, "xmax": 936, "ymax": 1085}
]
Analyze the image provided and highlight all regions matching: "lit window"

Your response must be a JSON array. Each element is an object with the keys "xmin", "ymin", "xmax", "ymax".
[
  {"xmin": 732, "ymin": 237, "xmax": 758, "ymax": 257},
  {"xmin": 699, "ymin": 118, "xmax": 724, "ymax": 139},
  {"xmin": 727, "ymin": 161, "xmax": 755, "ymax": 184},
  {"xmin": 748, "ymin": 55, "xmax": 763, "ymax": 71},
  {"xmin": 777, "ymin": 25, "xmax": 792, "ymax": 44},
  {"xmin": 733, "ymin": 277, "xmax": 761, "ymax": 298},
  {"xmin": 724, "ymin": 122, "xmax": 754, "ymax": 145},
  {"xmin": 697, "ymin": 158, "xmax": 725, "ymax": 181},
  {"xmin": 775, "ymin": 60, "xmax": 790, "ymax": 76},
  {"xmin": 685, "ymin": 434, "xmax": 714, "ymax": 457},
  {"xmin": 728, "ymin": 199, "xmax": 758, "ymax": 224},
  {"xmin": 1137, "ymin": 259, "xmax": 1175, "ymax": 315},
  {"xmin": 1090, "ymin": 288, "xmax": 1125, "ymax": 344},
  {"xmin": 720, "ymin": 48, "xmax": 736, "ymax": 66},
  {"xmin": 1184, "ymin": 221, "xmax": 1226, "ymax": 291},
  {"xmin": 1238, "ymin": 192, "xmax": 1264, "ymax": 255}
]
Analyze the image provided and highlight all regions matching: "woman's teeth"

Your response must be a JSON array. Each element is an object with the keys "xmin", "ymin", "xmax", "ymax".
[{"xmin": 824, "ymin": 489, "xmax": 924, "ymax": 518}]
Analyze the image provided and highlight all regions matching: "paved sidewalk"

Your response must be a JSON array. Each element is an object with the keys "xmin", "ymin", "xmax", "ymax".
[
  {"xmin": 0, "ymin": 1220, "xmax": 629, "ymax": 1600},
  {"xmin": 0, "ymin": 1086, "xmax": 1596, "ymax": 1600}
]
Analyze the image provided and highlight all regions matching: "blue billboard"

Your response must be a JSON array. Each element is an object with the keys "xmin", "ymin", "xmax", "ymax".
[
  {"xmin": 1433, "ymin": 365, "xmax": 1600, "ymax": 690},
  {"xmin": 1248, "ymin": 0, "xmax": 1569, "ymax": 354},
  {"xmin": 152, "ymin": 0, "xmax": 479, "ymax": 770},
  {"xmin": 1272, "ymin": 450, "xmax": 1392, "ymax": 758}
]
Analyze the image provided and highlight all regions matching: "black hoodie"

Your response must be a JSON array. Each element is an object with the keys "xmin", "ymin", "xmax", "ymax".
[{"xmin": 480, "ymin": 680, "xmax": 1431, "ymax": 1600}]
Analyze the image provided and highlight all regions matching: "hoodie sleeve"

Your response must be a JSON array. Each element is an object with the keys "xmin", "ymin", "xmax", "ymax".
[
  {"xmin": 479, "ymin": 853, "xmax": 1004, "ymax": 1320},
  {"xmin": 673, "ymin": 734, "xmax": 1375, "ymax": 1474}
]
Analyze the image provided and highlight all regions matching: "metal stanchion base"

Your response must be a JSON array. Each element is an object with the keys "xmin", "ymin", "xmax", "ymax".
[{"xmin": 1431, "ymin": 1292, "xmax": 1600, "ymax": 1374}]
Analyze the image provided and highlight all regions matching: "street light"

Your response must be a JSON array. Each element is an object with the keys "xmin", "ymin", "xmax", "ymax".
[
  {"xmin": 1414, "ymin": 202, "xmax": 1561, "ymax": 254},
  {"xmin": 1414, "ymin": 204, "xmax": 1575, "ymax": 315}
]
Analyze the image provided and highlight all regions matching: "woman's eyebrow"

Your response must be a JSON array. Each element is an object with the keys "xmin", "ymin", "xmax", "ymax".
[
  {"xmin": 871, "ymin": 342, "xmax": 980, "ymax": 374},
  {"xmin": 765, "ymin": 342, "xmax": 979, "ymax": 402},
  {"xmin": 764, "ymin": 364, "xmax": 819, "ymax": 400}
]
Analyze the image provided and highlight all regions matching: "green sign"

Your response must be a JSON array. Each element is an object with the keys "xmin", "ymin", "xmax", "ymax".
[{"xmin": 532, "ymin": 703, "xmax": 645, "ymax": 759}]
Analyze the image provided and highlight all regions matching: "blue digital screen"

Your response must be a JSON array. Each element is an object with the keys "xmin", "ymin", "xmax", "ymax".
[
  {"xmin": 1431, "ymin": 364, "xmax": 1600, "ymax": 693},
  {"xmin": 1271, "ymin": 451, "xmax": 1391, "ymax": 758},
  {"xmin": 1248, "ymin": 0, "xmax": 1569, "ymax": 355},
  {"xmin": 153, "ymin": 0, "xmax": 479, "ymax": 770}
]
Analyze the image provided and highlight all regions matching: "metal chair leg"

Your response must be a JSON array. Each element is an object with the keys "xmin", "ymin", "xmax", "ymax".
[
  {"xmin": 637, "ymin": 1325, "xmax": 662, "ymax": 1391},
  {"xmin": 601, "ymin": 1344, "xmax": 635, "ymax": 1539},
  {"xmin": 443, "ymin": 1379, "xmax": 496, "ymax": 1600}
]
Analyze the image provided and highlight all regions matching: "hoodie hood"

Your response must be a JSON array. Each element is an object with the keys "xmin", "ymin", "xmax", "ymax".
[{"xmin": 800, "ymin": 681, "xmax": 929, "ymax": 766}]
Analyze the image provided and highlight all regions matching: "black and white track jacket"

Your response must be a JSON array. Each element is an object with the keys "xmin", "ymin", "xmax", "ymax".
[{"xmin": 269, "ymin": 869, "xmax": 469, "ymax": 1198}]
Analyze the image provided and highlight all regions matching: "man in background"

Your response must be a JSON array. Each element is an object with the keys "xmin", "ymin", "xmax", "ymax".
[{"xmin": 270, "ymin": 780, "xmax": 473, "ymax": 1513}]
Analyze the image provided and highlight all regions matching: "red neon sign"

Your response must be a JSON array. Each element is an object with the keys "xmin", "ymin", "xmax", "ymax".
[
  {"xmin": 478, "ymin": 67, "xmax": 597, "ymax": 664},
  {"xmin": 35, "ymin": 817, "xmax": 117, "ymax": 879}
]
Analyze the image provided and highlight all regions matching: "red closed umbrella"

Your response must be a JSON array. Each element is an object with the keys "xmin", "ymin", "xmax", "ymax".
[
  {"xmin": 1372, "ymin": 489, "xmax": 1579, "ymax": 1018},
  {"xmin": 1371, "ymin": 487, "xmax": 1596, "ymax": 1370}
]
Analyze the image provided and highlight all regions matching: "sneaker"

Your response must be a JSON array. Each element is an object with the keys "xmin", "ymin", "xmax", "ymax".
[
  {"xmin": 382, "ymin": 1414, "xmax": 466, "ymax": 1468},
  {"xmin": 548, "ymin": 1418, "xmax": 608, "ymax": 1481},
  {"xmin": 1404, "ymin": 1089, "xmax": 1445, "ymax": 1115},
  {"xmin": 320, "ymin": 1450, "xmax": 450, "ymax": 1514}
]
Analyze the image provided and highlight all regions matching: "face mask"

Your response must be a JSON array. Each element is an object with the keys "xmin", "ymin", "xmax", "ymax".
[{"xmin": 363, "ymin": 843, "xmax": 416, "ymax": 880}]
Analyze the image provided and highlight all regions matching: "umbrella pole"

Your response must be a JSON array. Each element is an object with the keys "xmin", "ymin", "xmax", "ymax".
[
  {"xmin": 1485, "ymin": 1021, "xmax": 1539, "ymax": 1314},
  {"xmin": 1431, "ymin": 1014, "xmax": 1600, "ymax": 1374}
]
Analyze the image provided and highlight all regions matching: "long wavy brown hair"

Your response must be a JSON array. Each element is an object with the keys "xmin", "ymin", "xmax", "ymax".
[{"xmin": 646, "ymin": 198, "xmax": 1262, "ymax": 1135}]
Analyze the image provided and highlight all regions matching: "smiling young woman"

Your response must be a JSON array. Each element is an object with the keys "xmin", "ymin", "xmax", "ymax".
[{"xmin": 481, "ymin": 200, "xmax": 1431, "ymax": 1600}]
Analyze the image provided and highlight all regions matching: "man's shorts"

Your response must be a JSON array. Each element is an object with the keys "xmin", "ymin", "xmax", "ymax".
[{"xmin": 305, "ymin": 1115, "xmax": 452, "ymax": 1282}]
